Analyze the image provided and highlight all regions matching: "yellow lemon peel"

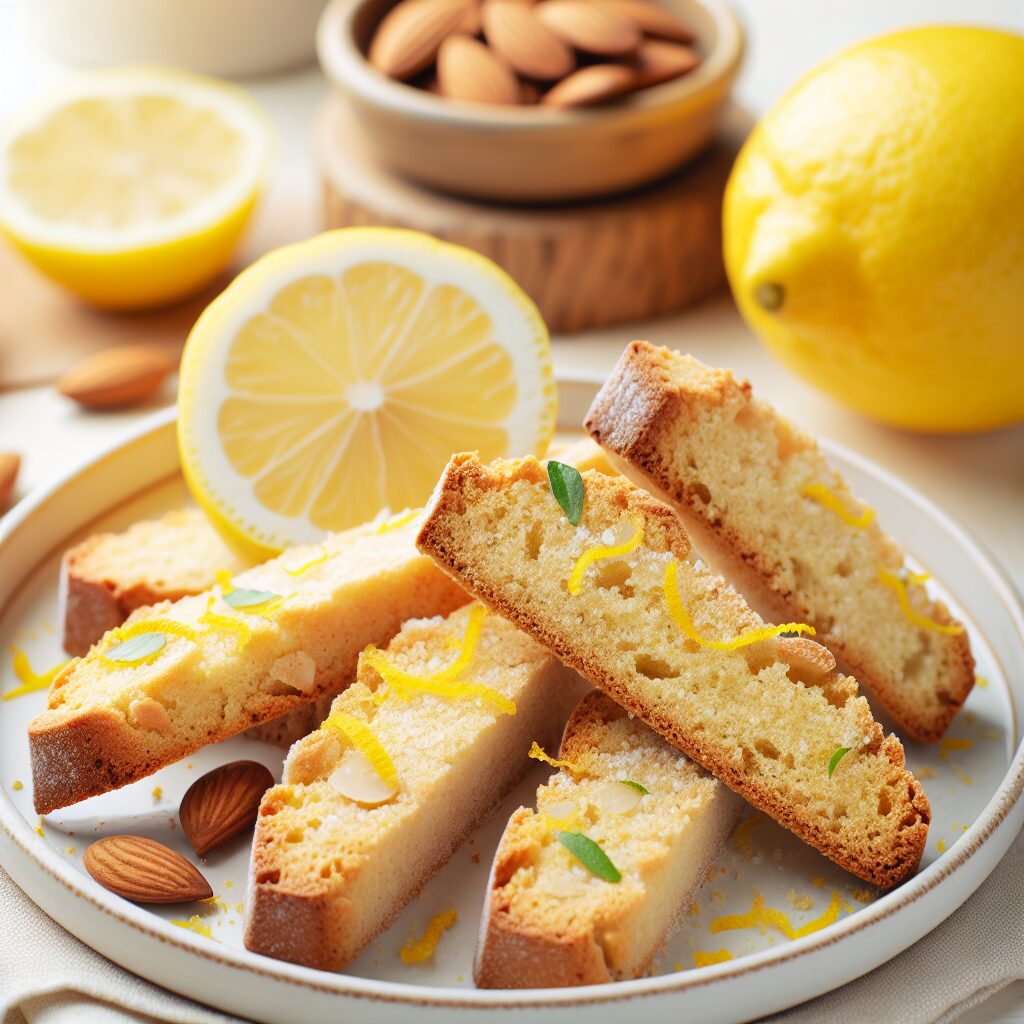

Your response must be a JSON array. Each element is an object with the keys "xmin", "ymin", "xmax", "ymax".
[
  {"xmin": 800, "ymin": 483, "xmax": 875, "ymax": 529},
  {"xmin": 878, "ymin": 567, "xmax": 965, "ymax": 635},
  {"xmin": 694, "ymin": 949, "xmax": 733, "ymax": 967},
  {"xmin": 376, "ymin": 509, "xmax": 423, "ymax": 534},
  {"xmin": 199, "ymin": 596, "xmax": 253, "ymax": 652},
  {"xmin": 664, "ymin": 561, "xmax": 815, "ymax": 650},
  {"xmin": 711, "ymin": 890, "xmax": 841, "ymax": 941},
  {"xmin": 98, "ymin": 619, "xmax": 199, "ymax": 668},
  {"xmin": 568, "ymin": 517, "xmax": 644, "ymax": 596},
  {"xmin": 528, "ymin": 741, "xmax": 583, "ymax": 776},
  {"xmin": 400, "ymin": 909, "xmax": 457, "ymax": 964},
  {"xmin": 284, "ymin": 545, "xmax": 332, "ymax": 577},
  {"xmin": 4, "ymin": 648, "xmax": 71, "ymax": 701},
  {"xmin": 321, "ymin": 713, "xmax": 398, "ymax": 788}
]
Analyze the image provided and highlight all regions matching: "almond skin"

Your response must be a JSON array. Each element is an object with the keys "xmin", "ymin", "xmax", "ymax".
[
  {"xmin": 602, "ymin": 0, "xmax": 695, "ymax": 43},
  {"xmin": 534, "ymin": 0, "xmax": 640, "ymax": 56},
  {"xmin": 482, "ymin": 0, "xmax": 574, "ymax": 81},
  {"xmin": 58, "ymin": 345, "xmax": 175, "ymax": 409},
  {"xmin": 437, "ymin": 34, "xmax": 521, "ymax": 105},
  {"xmin": 369, "ymin": 0, "xmax": 472, "ymax": 80},
  {"xmin": 631, "ymin": 38, "xmax": 700, "ymax": 88},
  {"xmin": 84, "ymin": 835, "xmax": 212, "ymax": 903},
  {"xmin": 180, "ymin": 760, "xmax": 274, "ymax": 857},
  {"xmin": 0, "ymin": 453, "xmax": 20, "ymax": 510},
  {"xmin": 541, "ymin": 64, "xmax": 637, "ymax": 107}
]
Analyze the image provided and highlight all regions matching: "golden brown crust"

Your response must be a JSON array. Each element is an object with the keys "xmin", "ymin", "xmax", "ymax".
[
  {"xmin": 585, "ymin": 340, "xmax": 974, "ymax": 743},
  {"xmin": 417, "ymin": 453, "xmax": 930, "ymax": 890}
]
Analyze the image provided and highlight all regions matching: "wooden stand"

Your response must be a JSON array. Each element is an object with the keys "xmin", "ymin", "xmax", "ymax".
[{"xmin": 318, "ymin": 97, "xmax": 749, "ymax": 334}]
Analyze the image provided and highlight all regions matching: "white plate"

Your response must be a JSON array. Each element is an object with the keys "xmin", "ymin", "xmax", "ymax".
[{"xmin": 1, "ymin": 374, "xmax": 1022, "ymax": 1024}]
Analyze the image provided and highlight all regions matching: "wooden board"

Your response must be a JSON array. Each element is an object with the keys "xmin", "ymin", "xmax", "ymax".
[{"xmin": 319, "ymin": 96, "xmax": 751, "ymax": 334}]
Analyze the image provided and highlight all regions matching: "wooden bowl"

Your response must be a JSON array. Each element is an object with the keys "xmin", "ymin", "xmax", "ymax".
[{"xmin": 317, "ymin": 0, "xmax": 744, "ymax": 203}]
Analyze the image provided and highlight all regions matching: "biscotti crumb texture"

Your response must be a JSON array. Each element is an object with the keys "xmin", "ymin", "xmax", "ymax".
[
  {"xmin": 29, "ymin": 515, "xmax": 466, "ymax": 813},
  {"xmin": 244, "ymin": 604, "xmax": 588, "ymax": 971},
  {"xmin": 417, "ymin": 454, "xmax": 930, "ymax": 889},
  {"xmin": 585, "ymin": 342, "xmax": 974, "ymax": 742},
  {"xmin": 476, "ymin": 691, "xmax": 741, "ymax": 987}
]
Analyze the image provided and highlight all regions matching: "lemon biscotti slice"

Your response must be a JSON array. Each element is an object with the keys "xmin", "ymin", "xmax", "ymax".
[
  {"xmin": 244, "ymin": 604, "xmax": 588, "ymax": 971},
  {"xmin": 29, "ymin": 514, "xmax": 466, "ymax": 813},
  {"xmin": 417, "ymin": 454, "xmax": 930, "ymax": 889},
  {"xmin": 585, "ymin": 342, "xmax": 974, "ymax": 742},
  {"xmin": 476, "ymin": 691, "xmax": 741, "ymax": 988}
]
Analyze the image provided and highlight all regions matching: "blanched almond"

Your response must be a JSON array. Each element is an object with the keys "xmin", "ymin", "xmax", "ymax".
[
  {"xmin": 775, "ymin": 636, "xmax": 837, "ymax": 683},
  {"xmin": 329, "ymin": 747, "xmax": 398, "ymax": 806},
  {"xmin": 369, "ymin": 0, "xmax": 471, "ymax": 79},
  {"xmin": 590, "ymin": 779, "xmax": 642, "ymax": 814},
  {"xmin": 270, "ymin": 651, "xmax": 316, "ymax": 693},
  {"xmin": 482, "ymin": 0, "xmax": 574, "ymax": 81},
  {"xmin": 437, "ymin": 34, "xmax": 521, "ymax": 105},
  {"xmin": 535, "ymin": 0, "xmax": 640, "ymax": 56},
  {"xmin": 602, "ymin": 0, "xmax": 695, "ymax": 43},
  {"xmin": 632, "ymin": 39, "xmax": 700, "ymax": 87},
  {"xmin": 541, "ymin": 64, "xmax": 637, "ymax": 107},
  {"xmin": 128, "ymin": 696, "xmax": 171, "ymax": 734}
]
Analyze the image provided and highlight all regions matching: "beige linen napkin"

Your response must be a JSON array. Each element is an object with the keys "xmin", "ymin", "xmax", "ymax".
[{"xmin": 3, "ymin": 832, "xmax": 1023, "ymax": 1024}]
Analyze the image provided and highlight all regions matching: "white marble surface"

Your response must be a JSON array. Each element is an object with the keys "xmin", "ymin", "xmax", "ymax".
[{"xmin": 1, "ymin": 0, "xmax": 1023, "ymax": 1019}]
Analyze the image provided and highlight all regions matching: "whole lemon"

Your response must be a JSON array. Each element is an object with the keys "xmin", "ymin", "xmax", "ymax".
[{"xmin": 724, "ymin": 26, "xmax": 1024, "ymax": 433}]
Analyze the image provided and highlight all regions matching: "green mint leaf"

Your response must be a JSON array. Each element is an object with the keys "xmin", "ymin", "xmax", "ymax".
[
  {"xmin": 107, "ymin": 632, "xmax": 165, "ymax": 663},
  {"xmin": 619, "ymin": 779, "xmax": 649, "ymax": 794},
  {"xmin": 547, "ymin": 460, "xmax": 585, "ymax": 525},
  {"xmin": 828, "ymin": 746, "xmax": 851, "ymax": 778},
  {"xmin": 555, "ymin": 830, "xmax": 621, "ymax": 882},
  {"xmin": 224, "ymin": 588, "xmax": 279, "ymax": 609}
]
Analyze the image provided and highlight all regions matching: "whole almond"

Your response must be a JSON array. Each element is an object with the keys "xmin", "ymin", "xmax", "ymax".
[
  {"xmin": 602, "ymin": 0, "xmax": 695, "ymax": 43},
  {"xmin": 180, "ymin": 760, "xmax": 274, "ymax": 857},
  {"xmin": 0, "ymin": 453, "xmax": 20, "ymax": 510},
  {"xmin": 84, "ymin": 835, "xmax": 212, "ymax": 903},
  {"xmin": 535, "ymin": 0, "xmax": 640, "ymax": 56},
  {"xmin": 458, "ymin": 2, "xmax": 482, "ymax": 35},
  {"xmin": 482, "ymin": 1, "xmax": 574, "ymax": 81},
  {"xmin": 632, "ymin": 39, "xmax": 700, "ymax": 87},
  {"xmin": 58, "ymin": 345, "xmax": 175, "ymax": 409},
  {"xmin": 369, "ymin": 0, "xmax": 472, "ymax": 79},
  {"xmin": 437, "ymin": 34, "xmax": 521, "ymax": 105},
  {"xmin": 542, "ymin": 63, "xmax": 637, "ymax": 107}
]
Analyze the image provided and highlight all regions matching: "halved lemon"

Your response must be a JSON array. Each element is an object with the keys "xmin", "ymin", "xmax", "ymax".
[
  {"xmin": 0, "ymin": 67, "xmax": 271, "ymax": 310},
  {"xmin": 178, "ymin": 228, "xmax": 555, "ymax": 559}
]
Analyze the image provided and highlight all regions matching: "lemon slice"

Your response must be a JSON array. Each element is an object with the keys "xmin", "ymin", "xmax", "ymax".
[
  {"xmin": 0, "ymin": 67, "xmax": 270, "ymax": 310},
  {"xmin": 178, "ymin": 227, "xmax": 555, "ymax": 558}
]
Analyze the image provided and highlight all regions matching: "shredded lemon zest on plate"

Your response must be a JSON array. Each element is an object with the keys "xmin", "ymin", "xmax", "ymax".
[
  {"xmin": 376, "ymin": 508, "xmax": 422, "ymax": 534},
  {"xmin": 878, "ymin": 567, "xmax": 965, "ymax": 635},
  {"xmin": 400, "ymin": 909, "xmax": 457, "ymax": 964},
  {"xmin": 694, "ymin": 949, "xmax": 733, "ymax": 967},
  {"xmin": 711, "ymin": 890, "xmax": 841, "ymax": 940},
  {"xmin": 321, "ymin": 713, "xmax": 398, "ymax": 787},
  {"xmin": 528, "ymin": 741, "xmax": 583, "ymax": 775},
  {"xmin": 170, "ymin": 915, "xmax": 214, "ymax": 939},
  {"xmin": 199, "ymin": 596, "xmax": 252, "ymax": 652},
  {"xmin": 664, "ymin": 561, "xmax": 815, "ymax": 649},
  {"xmin": 98, "ymin": 619, "xmax": 199, "ymax": 667},
  {"xmin": 283, "ymin": 544, "xmax": 332, "ymax": 577},
  {"xmin": 4, "ymin": 648, "xmax": 72, "ymax": 700},
  {"xmin": 800, "ymin": 482, "xmax": 875, "ymax": 528},
  {"xmin": 568, "ymin": 517, "xmax": 644, "ymax": 596}
]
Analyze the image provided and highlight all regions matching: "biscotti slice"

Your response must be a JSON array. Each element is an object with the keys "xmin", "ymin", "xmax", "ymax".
[
  {"xmin": 29, "ymin": 514, "xmax": 466, "ymax": 813},
  {"xmin": 61, "ymin": 507, "xmax": 251, "ymax": 656},
  {"xmin": 585, "ymin": 342, "xmax": 974, "ymax": 742},
  {"xmin": 244, "ymin": 604, "xmax": 588, "ymax": 971},
  {"xmin": 417, "ymin": 454, "xmax": 930, "ymax": 889},
  {"xmin": 476, "ymin": 691, "xmax": 741, "ymax": 988}
]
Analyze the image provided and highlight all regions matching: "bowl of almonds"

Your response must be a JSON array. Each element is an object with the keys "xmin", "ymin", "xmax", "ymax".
[{"xmin": 317, "ymin": 0, "xmax": 743, "ymax": 201}]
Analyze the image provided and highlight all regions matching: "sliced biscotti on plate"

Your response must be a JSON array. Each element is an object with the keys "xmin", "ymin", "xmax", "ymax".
[
  {"xmin": 29, "ymin": 514, "xmax": 466, "ymax": 813},
  {"xmin": 244, "ymin": 604, "xmax": 588, "ymax": 971},
  {"xmin": 417, "ymin": 454, "xmax": 930, "ymax": 889},
  {"xmin": 585, "ymin": 342, "xmax": 974, "ymax": 742},
  {"xmin": 476, "ymin": 691, "xmax": 741, "ymax": 988},
  {"xmin": 61, "ymin": 507, "xmax": 251, "ymax": 656}
]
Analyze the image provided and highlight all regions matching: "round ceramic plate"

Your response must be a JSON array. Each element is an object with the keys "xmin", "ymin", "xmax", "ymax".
[{"xmin": 1, "ymin": 374, "xmax": 1022, "ymax": 1024}]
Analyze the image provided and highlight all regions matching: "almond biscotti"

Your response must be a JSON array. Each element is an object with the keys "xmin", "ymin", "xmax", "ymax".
[
  {"xmin": 29, "ymin": 513, "xmax": 466, "ymax": 813},
  {"xmin": 585, "ymin": 342, "xmax": 974, "ymax": 742},
  {"xmin": 476, "ymin": 691, "xmax": 741, "ymax": 988},
  {"xmin": 244, "ymin": 605, "xmax": 588, "ymax": 971},
  {"xmin": 417, "ymin": 454, "xmax": 930, "ymax": 889}
]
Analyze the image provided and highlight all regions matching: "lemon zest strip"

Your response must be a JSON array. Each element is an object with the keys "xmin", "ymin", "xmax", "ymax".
[
  {"xmin": 800, "ymin": 483, "xmax": 875, "ymax": 529},
  {"xmin": 376, "ymin": 508, "xmax": 423, "ymax": 534},
  {"xmin": 878, "ymin": 567, "xmax": 965, "ymax": 635},
  {"xmin": 199, "ymin": 596, "xmax": 252, "ymax": 652},
  {"xmin": 400, "ymin": 909, "xmax": 457, "ymax": 964},
  {"xmin": 284, "ymin": 545, "xmax": 332, "ymax": 577},
  {"xmin": 4, "ymin": 649, "xmax": 72, "ymax": 701},
  {"xmin": 711, "ymin": 890, "xmax": 841, "ymax": 940},
  {"xmin": 528, "ymin": 741, "xmax": 583, "ymax": 776},
  {"xmin": 321, "ymin": 713, "xmax": 398, "ymax": 787},
  {"xmin": 98, "ymin": 619, "xmax": 199, "ymax": 667},
  {"xmin": 664, "ymin": 561, "xmax": 815, "ymax": 649},
  {"xmin": 568, "ymin": 517, "xmax": 645, "ymax": 596}
]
